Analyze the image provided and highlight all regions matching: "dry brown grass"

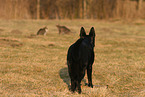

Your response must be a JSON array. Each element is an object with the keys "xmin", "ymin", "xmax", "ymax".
[{"xmin": 0, "ymin": 19, "xmax": 145, "ymax": 96}]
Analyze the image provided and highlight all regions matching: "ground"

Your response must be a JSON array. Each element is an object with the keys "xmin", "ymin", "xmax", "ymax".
[{"xmin": 0, "ymin": 19, "xmax": 145, "ymax": 96}]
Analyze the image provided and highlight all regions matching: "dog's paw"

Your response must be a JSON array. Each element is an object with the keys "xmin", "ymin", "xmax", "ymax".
[{"xmin": 88, "ymin": 83, "xmax": 93, "ymax": 88}]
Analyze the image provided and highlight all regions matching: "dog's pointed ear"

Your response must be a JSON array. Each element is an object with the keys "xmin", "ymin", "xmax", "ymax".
[
  {"xmin": 89, "ymin": 27, "xmax": 95, "ymax": 47},
  {"xmin": 89, "ymin": 27, "xmax": 95, "ymax": 37},
  {"xmin": 80, "ymin": 27, "xmax": 86, "ymax": 38}
]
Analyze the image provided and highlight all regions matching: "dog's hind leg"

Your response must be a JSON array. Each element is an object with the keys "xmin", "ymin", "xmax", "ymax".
[
  {"xmin": 70, "ymin": 79, "xmax": 76, "ymax": 93},
  {"xmin": 76, "ymin": 80, "xmax": 82, "ymax": 94},
  {"xmin": 87, "ymin": 64, "xmax": 93, "ymax": 88}
]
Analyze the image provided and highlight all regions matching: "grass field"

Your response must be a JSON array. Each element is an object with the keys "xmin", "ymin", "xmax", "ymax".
[{"xmin": 0, "ymin": 19, "xmax": 145, "ymax": 97}]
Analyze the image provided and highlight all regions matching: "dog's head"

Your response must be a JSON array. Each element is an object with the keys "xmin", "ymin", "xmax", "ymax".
[{"xmin": 80, "ymin": 27, "xmax": 95, "ymax": 47}]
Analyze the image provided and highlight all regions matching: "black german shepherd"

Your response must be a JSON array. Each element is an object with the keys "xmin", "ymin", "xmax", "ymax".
[{"xmin": 67, "ymin": 27, "xmax": 95, "ymax": 93}]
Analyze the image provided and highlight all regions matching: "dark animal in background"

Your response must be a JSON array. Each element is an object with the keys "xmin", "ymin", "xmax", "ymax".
[
  {"xmin": 56, "ymin": 25, "xmax": 71, "ymax": 34},
  {"xmin": 37, "ymin": 27, "xmax": 48, "ymax": 35},
  {"xmin": 67, "ymin": 27, "xmax": 95, "ymax": 94}
]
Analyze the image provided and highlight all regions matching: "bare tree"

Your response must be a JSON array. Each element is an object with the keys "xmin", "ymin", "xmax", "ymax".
[
  {"xmin": 0, "ymin": 0, "xmax": 31, "ymax": 19},
  {"xmin": 137, "ymin": 0, "xmax": 143, "ymax": 17},
  {"xmin": 137, "ymin": 0, "xmax": 143, "ymax": 10},
  {"xmin": 83, "ymin": 0, "xmax": 87, "ymax": 19},
  {"xmin": 0, "ymin": 0, "xmax": 145, "ymax": 20},
  {"xmin": 37, "ymin": 0, "xmax": 40, "ymax": 19}
]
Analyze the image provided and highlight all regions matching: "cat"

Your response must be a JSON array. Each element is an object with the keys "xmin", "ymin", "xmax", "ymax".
[{"xmin": 37, "ymin": 27, "xmax": 48, "ymax": 35}]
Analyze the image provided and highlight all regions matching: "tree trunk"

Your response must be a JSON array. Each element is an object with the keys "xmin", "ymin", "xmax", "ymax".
[
  {"xmin": 137, "ymin": 0, "xmax": 143, "ymax": 11},
  {"xmin": 137, "ymin": 0, "xmax": 143, "ymax": 17},
  {"xmin": 83, "ymin": 0, "xmax": 87, "ymax": 19},
  {"xmin": 37, "ymin": 0, "xmax": 40, "ymax": 20},
  {"xmin": 79, "ymin": 0, "xmax": 83, "ymax": 19}
]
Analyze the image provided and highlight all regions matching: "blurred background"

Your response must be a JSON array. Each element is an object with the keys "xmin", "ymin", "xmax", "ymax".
[{"xmin": 0, "ymin": 0, "xmax": 145, "ymax": 20}]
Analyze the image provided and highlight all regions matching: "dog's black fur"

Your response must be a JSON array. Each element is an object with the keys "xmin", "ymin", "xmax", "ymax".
[{"xmin": 67, "ymin": 27, "xmax": 95, "ymax": 94}]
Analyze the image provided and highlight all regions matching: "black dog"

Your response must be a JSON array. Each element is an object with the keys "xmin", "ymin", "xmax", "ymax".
[{"xmin": 67, "ymin": 27, "xmax": 95, "ymax": 93}]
